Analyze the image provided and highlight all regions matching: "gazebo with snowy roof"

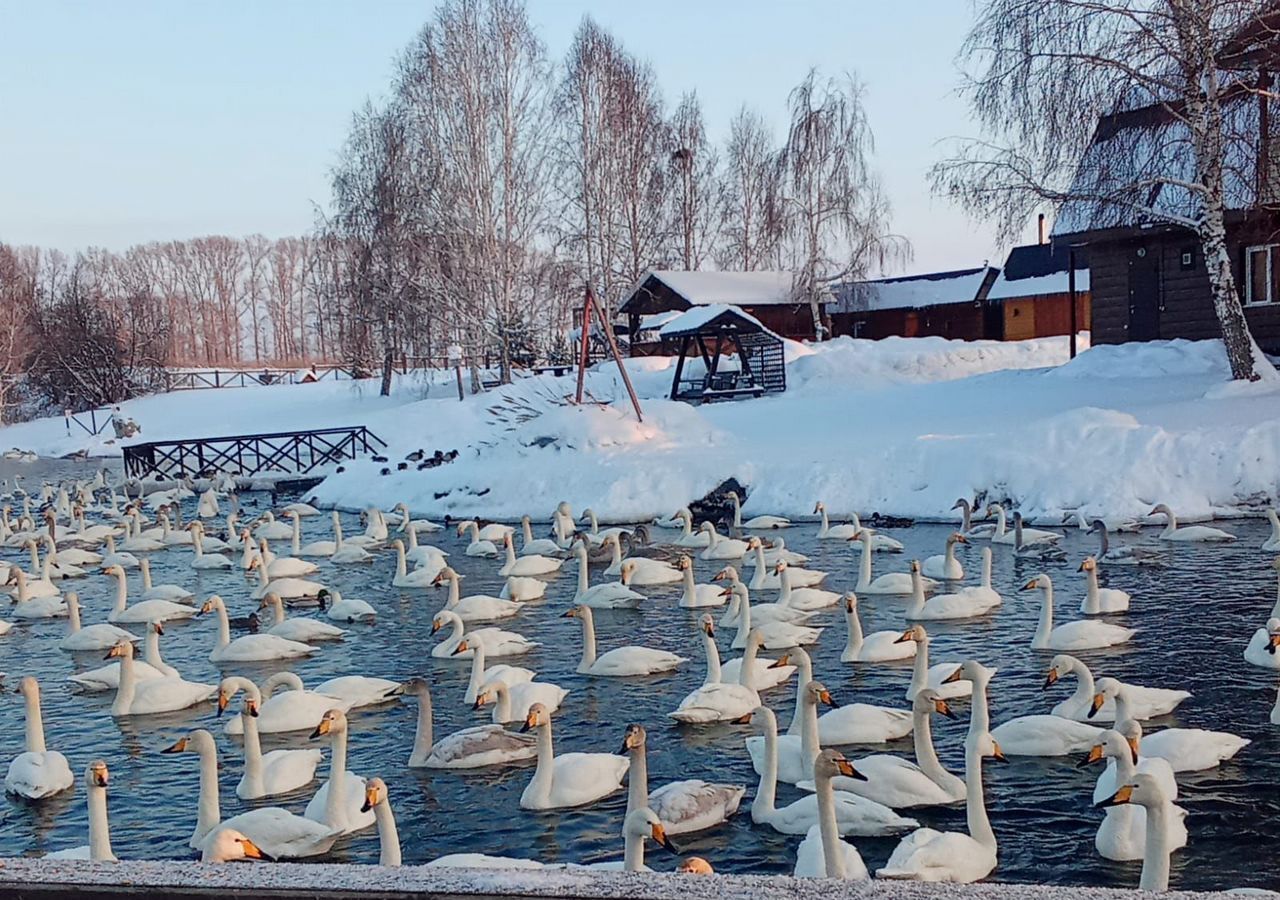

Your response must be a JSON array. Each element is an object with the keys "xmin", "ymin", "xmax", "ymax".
[{"xmin": 660, "ymin": 304, "xmax": 786, "ymax": 403}]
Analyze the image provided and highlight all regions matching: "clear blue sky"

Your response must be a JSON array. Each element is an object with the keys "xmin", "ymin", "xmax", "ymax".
[{"xmin": 0, "ymin": 0, "xmax": 1029, "ymax": 274}]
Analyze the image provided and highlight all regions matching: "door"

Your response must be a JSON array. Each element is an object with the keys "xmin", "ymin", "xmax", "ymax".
[{"xmin": 1127, "ymin": 245, "xmax": 1161, "ymax": 341}]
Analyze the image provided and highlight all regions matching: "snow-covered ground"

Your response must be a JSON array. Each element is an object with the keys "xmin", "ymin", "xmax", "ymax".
[{"xmin": 5, "ymin": 333, "xmax": 1280, "ymax": 524}]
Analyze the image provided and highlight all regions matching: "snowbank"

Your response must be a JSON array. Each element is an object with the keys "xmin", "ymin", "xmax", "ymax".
[{"xmin": 5, "ymin": 334, "xmax": 1279, "ymax": 524}]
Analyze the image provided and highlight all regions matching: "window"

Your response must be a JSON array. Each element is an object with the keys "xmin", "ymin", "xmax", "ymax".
[{"xmin": 1245, "ymin": 244, "xmax": 1279, "ymax": 305}]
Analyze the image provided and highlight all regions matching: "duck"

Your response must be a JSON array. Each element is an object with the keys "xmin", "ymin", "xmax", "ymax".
[
  {"xmin": 68, "ymin": 622, "xmax": 173, "ymax": 690},
  {"xmin": 1087, "ymin": 678, "xmax": 1249, "ymax": 772},
  {"xmin": 562, "ymin": 603, "xmax": 684, "ymax": 675},
  {"xmin": 189, "ymin": 522, "xmax": 233, "ymax": 569},
  {"xmin": 499, "ymin": 532, "xmax": 562, "ymax": 577},
  {"xmin": 603, "ymin": 534, "xmax": 680, "ymax": 584},
  {"xmin": 729, "ymin": 581, "xmax": 822, "ymax": 649},
  {"xmin": 472, "ymin": 676, "xmax": 569, "ymax": 724},
  {"xmin": 899, "ymin": 625, "xmax": 981, "ymax": 700},
  {"xmin": 1021, "ymin": 574, "xmax": 1135, "ymax": 650},
  {"xmin": 775, "ymin": 561, "xmax": 840, "ymax": 611},
  {"xmin": 138, "ymin": 558, "xmax": 194, "ymax": 603},
  {"xmin": 698, "ymin": 522, "xmax": 748, "ymax": 561},
  {"xmin": 390, "ymin": 677, "xmax": 537, "ymax": 768},
  {"xmin": 1089, "ymin": 520, "xmax": 1165, "ymax": 566},
  {"xmin": 431, "ymin": 609, "xmax": 536, "ymax": 658},
  {"xmin": 258, "ymin": 593, "xmax": 347, "ymax": 642},
  {"xmin": 104, "ymin": 640, "xmax": 215, "ymax": 716},
  {"xmin": 1044, "ymin": 654, "xmax": 1189, "ymax": 721},
  {"xmin": 571, "ymin": 544, "xmax": 645, "ymax": 608},
  {"xmin": 209, "ymin": 687, "xmax": 322, "ymax": 798},
  {"xmin": 433, "ymin": 567, "xmax": 520, "ymax": 622},
  {"xmin": 1080, "ymin": 725, "xmax": 1187, "ymax": 863},
  {"xmin": 618, "ymin": 722, "xmax": 744, "ymax": 836},
  {"xmin": 1148, "ymin": 504, "xmax": 1236, "ymax": 542},
  {"xmin": 989, "ymin": 503, "xmax": 1061, "ymax": 546},
  {"xmin": 59, "ymin": 592, "xmax": 136, "ymax": 651},
  {"xmin": 220, "ymin": 673, "xmax": 351, "ymax": 736},
  {"xmin": 793, "ymin": 751, "xmax": 872, "ymax": 879},
  {"xmin": 728, "ymin": 491, "xmax": 789, "ymax": 529},
  {"xmin": 104, "ymin": 564, "xmax": 197, "ymax": 624},
  {"xmin": 519, "ymin": 702, "xmax": 629, "ymax": 810},
  {"xmin": 1077, "ymin": 556, "xmax": 1132, "ymax": 614},
  {"xmin": 517, "ymin": 515, "xmax": 560, "ymax": 556},
  {"xmin": 201, "ymin": 595, "xmax": 317, "ymax": 662},
  {"xmin": 852, "ymin": 530, "xmax": 934, "ymax": 595},
  {"xmin": 922, "ymin": 533, "xmax": 967, "ymax": 580},
  {"xmin": 669, "ymin": 628, "xmax": 766, "ymax": 724},
  {"xmin": 676, "ymin": 555, "xmax": 724, "ymax": 608},
  {"xmin": 813, "ymin": 502, "xmax": 859, "ymax": 540},
  {"xmin": 163, "ymin": 727, "xmax": 340, "ymax": 858},
  {"xmin": 841, "ymin": 593, "xmax": 917, "ymax": 662},
  {"xmin": 749, "ymin": 705, "xmax": 918, "ymax": 836},
  {"xmin": 5, "ymin": 676, "xmax": 74, "ymax": 800},
  {"xmin": 305, "ymin": 709, "xmax": 376, "ymax": 834},
  {"xmin": 906, "ymin": 553, "xmax": 1001, "ymax": 621},
  {"xmin": 318, "ymin": 589, "xmax": 377, "ymax": 624},
  {"xmin": 45, "ymin": 762, "xmax": 116, "ymax": 861},
  {"xmin": 458, "ymin": 520, "xmax": 499, "ymax": 557}
]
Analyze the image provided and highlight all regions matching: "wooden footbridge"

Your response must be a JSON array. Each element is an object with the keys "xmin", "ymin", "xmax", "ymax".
[{"xmin": 122, "ymin": 426, "xmax": 385, "ymax": 480}]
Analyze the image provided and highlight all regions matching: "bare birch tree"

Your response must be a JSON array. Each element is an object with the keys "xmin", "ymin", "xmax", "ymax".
[
  {"xmin": 718, "ymin": 106, "xmax": 784, "ymax": 270},
  {"xmin": 933, "ymin": 0, "xmax": 1275, "ymax": 381},
  {"xmin": 667, "ymin": 92, "xmax": 721, "ymax": 269}
]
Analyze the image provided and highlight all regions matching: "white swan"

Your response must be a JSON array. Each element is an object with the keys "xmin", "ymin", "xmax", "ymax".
[
  {"xmin": 1021, "ymin": 574, "xmax": 1134, "ymax": 650},
  {"xmin": 104, "ymin": 564, "xmax": 196, "ymax": 624},
  {"xmin": 775, "ymin": 560, "xmax": 840, "ymax": 611},
  {"xmin": 1264, "ymin": 508, "xmax": 1280, "ymax": 551},
  {"xmin": 814, "ymin": 501, "xmax": 859, "ymax": 540},
  {"xmin": 619, "ymin": 722, "xmax": 744, "ymax": 836},
  {"xmin": 907, "ymin": 552, "xmax": 1000, "ymax": 621},
  {"xmin": 602, "ymin": 534, "xmax": 680, "ymax": 584},
  {"xmin": 292, "ymin": 511, "xmax": 338, "ymax": 557},
  {"xmin": 59, "ymin": 592, "xmax": 136, "ymax": 651},
  {"xmin": 1245, "ymin": 617, "xmax": 1280, "ymax": 669},
  {"xmin": 458, "ymin": 520, "xmax": 499, "ymax": 557},
  {"xmin": 519, "ymin": 702, "xmax": 629, "ymax": 810},
  {"xmin": 991, "ymin": 711, "xmax": 1104, "ymax": 757},
  {"xmin": 853, "ymin": 531, "xmax": 933, "ymax": 595},
  {"xmin": 473, "ymin": 676, "xmax": 568, "ymax": 724},
  {"xmin": 841, "ymin": 592, "xmax": 916, "ymax": 663},
  {"xmin": 164, "ymin": 727, "xmax": 339, "ymax": 858},
  {"xmin": 747, "ymin": 538, "xmax": 827, "ymax": 590},
  {"xmin": 562, "ymin": 604, "xmax": 684, "ymax": 676},
  {"xmin": 434, "ymin": 566, "xmax": 520, "ymax": 622},
  {"xmin": 210, "ymin": 683, "xmax": 321, "ymax": 798},
  {"xmin": 189, "ymin": 523, "xmax": 233, "ymax": 569},
  {"xmin": 313, "ymin": 675, "xmax": 400, "ymax": 710},
  {"xmin": 68, "ymin": 622, "xmax": 172, "ymax": 690},
  {"xmin": 201, "ymin": 595, "xmax": 316, "ymax": 662},
  {"xmin": 258, "ymin": 592, "xmax": 347, "ymax": 642},
  {"xmin": 669, "ymin": 627, "xmax": 765, "ymax": 724},
  {"xmin": 330, "ymin": 514, "xmax": 374, "ymax": 564},
  {"xmin": 319, "ymin": 589, "xmax": 377, "ymax": 623},
  {"xmin": 253, "ymin": 511, "xmax": 294, "ymax": 541},
  {"xmin": 5, "ymin": 676, "xmax": 74, "ymax": 799},
  {"xmin": 105, "ymin": 640, "xmax": 215, "ymax": 716},
  {"xmin": 500, "ymin": 575, "xmax": 547, "ymax": 602},
  {"xmin": 1079, "ymin": 556, "xmax": 1131, "ymax": 614},
  {"xmin": 989, "ymin": 503, "xmax": 1061, "ymax": 546},
  {"xmin": 793, "ymin": 750, "xmax": 871, "ymax": 879},
  {"xmin": 571, "ymin": 543, "xmax": 645, "ymax": 608},
  {"xmin": 698, "ymin": 522, "xmax": 748, "ymax": 561},
  {"xmin": 392, "ymin": 501, "xmax": 441, "ymax": 533},
  {"xmin": 1088, "ymin": 520, "xmax": 1165, "ymax": 566},
  {"xmin": 742, "ymin": 536, "xmax": 809, "ymax": 568},
  {"xmin": 746, "ymin": 670, "xmax": 842, "ymax": 783},
  {"xmin": 517, "ymin": 515, "xmax": 560, "ymax": 556},
  {"xmin": 249, "ymin": 556, "xmax": 326, "ymax": 601},
  {"xmin": 1094, "ymin": 772, "xmax": 1183, "ymax": 890},
  {"xmin": 1080, "ymin": 726, "xmax": 1187, "ymax": 862},
  {"xmin": 138, "ymin": 558, "xmax": 193, "ymax": 603},
  {"xmin": 729, "ymin": 582, "xmax": 822, "ymax": 650},
  {"xmin": 717, "ymin": 570, "xmax": 811, "ymax": 627},
  {"xmin": 728, "ymin": 491, "xmax": 789, "ymax": 530},
  {"xmin": 257, "ymin": 537, "xmax": 319, "ymax": 578},
  {"xmin": 712, "ymin": 613, "xmax": 795, "ymax": 689},
  {"xmin": 900, "ymin": 624, "xmax": 979, "ymax": 700},
  {"xmin": 391, "ymin": 539, "xmax": 440, "ymax": 588},
  {"xmin": 1148, "ymin": 504, "xmax": 1236, "ymax": 542},
  {"xmin": 500, "ymin": 533, "xmax": 561, "ymax": 577},
  {"xmin": 952, "ymin": 498, "xmax": 997, "ymax": 540},
  {"xmin": 671, "ymin": 509, "xmax": 711, "ymax": 548},
  {"xmin": 1045, "ymin": 654, "xmax": 1189, "ymax": 721},
  {"xmin": 458, "ymin": 638, "xmax": 535, "ymax": 703},
  {"xmin": 305, "ymin": 709, "xmax": 375, "ymax": 834},
  {"xmin": 677, "ymin": 555, "xmax": 724, "ymax": 608},
  {"xmin": 392, "ymin": 677, "xmax": 536, "ymax": 768},
  {"xmin": 220, "ymin": 673, "xmax": 350, "ymax": 736},
  {"xmin": 431, "ymin": 609, "xmax": 536, "ymax": 658},
  {"xmin": 45, "ymin": 762, "xmax": 115, "ymax": 861},
  {"xmin": 922, "ymin": 533, "xmax": 967, "ymax": 580},
  {"xmin": 1088, "ymin": 678, "xmax": 1249, "ymax": 772},
  {"xmin": 749, "ymin": 705, "xmax": 918, "ymax": 836},
  {"xmin": 8, "ymin": 568, "xmax": 66, "ymax": 618},
  {"xmin": 359, "ymin": 778, "xmax": 401, "ymax": 867}
]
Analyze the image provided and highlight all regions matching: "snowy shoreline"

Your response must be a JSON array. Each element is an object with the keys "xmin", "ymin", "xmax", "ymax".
[{"xmin": 5, "ymin": 334, "xmax": 1280, "ymax": 526}]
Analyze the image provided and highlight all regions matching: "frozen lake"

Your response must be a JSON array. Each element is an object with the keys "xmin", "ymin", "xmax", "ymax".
[{"xmin": 0, "ymin": 457, "xmax": 1276, "ymax": 891}]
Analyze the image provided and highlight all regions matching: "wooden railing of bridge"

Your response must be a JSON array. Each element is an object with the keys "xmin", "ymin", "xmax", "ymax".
[{"xmin": 122, "ymin": 426, "xmax": 386, "ymax": 480}]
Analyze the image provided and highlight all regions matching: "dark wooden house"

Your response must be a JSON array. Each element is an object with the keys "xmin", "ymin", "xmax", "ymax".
[
  {"xmin": 830, "ymin": 267, "xmax": 1000, "ymax": 340},
  {"xmin": 1050, "ymin": 8, "xmax": 1280, "ymax": 352},
  {"xmin": 618, "ymin": 270, "xmax": 828, "ymax": 353},
  {"xmin": 988, "ymin": 241, "xmax": 1092, "ymax": 341}
]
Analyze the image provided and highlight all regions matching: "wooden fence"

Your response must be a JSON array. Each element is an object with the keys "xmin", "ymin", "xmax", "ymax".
[{"xmin": 122, "ymin": 426, "xmax": 386, "ymax": 480}]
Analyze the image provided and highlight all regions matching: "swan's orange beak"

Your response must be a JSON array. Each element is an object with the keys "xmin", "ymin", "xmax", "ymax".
[
  {"xmin": 217, "ymin": 691, "xmax": 229, "ymax": 716},
  {"xmin": 1042, "ymin": 668, "xmax": 1059, "ymax": 690},
  {"xmin": 1127, "ymin": 737, "xmax": 1140, "ymax": 764},
  {"xmin": 238, "ymin": 837, "xmax": 267, "ymax": 860},
  {"xmin": 1095, "ymin": 784, "xmax": 1134, "ymax": 809},
  {"xmin": 990, "ymin": 741, "xmax": 1009, "ymax": 763},
  {"xmin": 162, "ymin": 737, "xmax": 188, "ymax": 754},
  {"xmin": 1088, "ymin": 692, "xmax": 1106, "ymax": 718},
  {"xmin": 893, "ymin": 629, "xmax": 914, "ymax": 644},
  {"xmin": 933, "ymin": 698, "xmax": 956, "ymax": 719},
  {"xmin": 1076, "ymin": 744, "xmax": 1104, "ymax": 769}
]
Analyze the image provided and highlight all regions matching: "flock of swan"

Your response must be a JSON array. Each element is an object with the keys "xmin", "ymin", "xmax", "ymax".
[{"xmin": 0, "ymin": 470, "xmax": 1277, "ymax": 890}]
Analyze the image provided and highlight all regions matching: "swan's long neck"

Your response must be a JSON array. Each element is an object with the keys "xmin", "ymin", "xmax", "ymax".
[
  {"xmin": 968, "ymin": 672, "xmax": 992, "ymax": 734},
  {"xmin": 623, "ymin": 823, "xmax": 645, "ymax": 872},
  {"xmin": 626, "ymin": 743, "xmax": 648, "ymax": 816},
  {"xmin": 241, "ymin": 709, "xmax": 265, "ymax": 797},
  {"xmin": 113, "ymin": 570, "xmax": 128, "ymax": 614},
  {"xmin": 409, "ymin": 688, "xmax": 434, "ymax": 766},
  {"xmin": 815, "ymin": 765, "xmax": 845, "ymax": 878},
  {"xmin": 682, "ymin": 564, "xmax": 696, "ymax": 603},
  {"xmin": 1140, "ymin": 800, "xmax": 1173, "ymax": 891},
  {"xmin": 87, "ymin": 780, "xmax": 114, "ymax": 861},
  {"xmin": 907, "ymin": 568, "xmax": 925, "ymax": 617},
  {"xmin": 1097, "ymin": 528, "xmax": 1111, "ymax": 557},
  {"xmin": 702, "ymin": 630, "xmax": 722, "ymax": 685},
  {"xmin": 577, "ymin": 608, "xmax": 597, "ymax": 671},
  {"xmin": 980, "ymin": 548, "xmax": 992, "ymax": 588},
  {"xmin": 144, "ymin": 628, "xmax": 166, "ymax": 670},
  {"xmin": 1084, "ymin": 568, "xmax": 1101, "ymax": 615},
  {"xmin": 1272, "ymin": 566, "xmax": 1280, "ymax": 621},
  {"xmin": 994, "ymin": 506, "xmax": 1007, "ymax": 536},
  {"xmin": 522, "ymin": 518, "xmax": 534, "ymax": 544},
  {"xmin": 912, "ymin": 702, "xmax": 949, "ymax": 785},
  {"xmin": 739, "ymin": 638, "xmax": 761, "ymax": 690},
  {"xmin": 800, "ymin": 691, "xmax": 821, "ymax": 780},
  {"xmin": 731, "ymin": 494, "xmax": 742, "ymax": 528},
  {"xmin": 324, "ymin": 727, "xmax": 350, "ymax": 828},
  {"xmin": 787, "ymin": 652, "xmax": 814, "ymax": 736},
  {"xmin": 374, "ymin": 799, "xmax": 402, "ymax": 866},
  {"xmin": 291, "ymin": 516, "xmax": 301, "ymax": 554},
  {"xmin": 505, "ymin": 538, "xmax": 517, "ymax": 570},
  {"xmin": 1160, "ymin": 508, "xmax": 1177, "ymax": 537},
  {"xmin": 215, "ymin": 603, "xmax": 231, "ymax": 650},
  {"xmin": 269, "ymin": 595, "xmax": 287, "ymax": 626},
  {"xmin": 857, "ymin": 537, "xmax": 872, "ymax": 591},
  {"xmin": 195, "ymin": 736, "xmax": 222, "ymax": 843},
  {"xmin": 1113, "ymin": 687, "xmax": 1133, "ymax": 724},
  {"xmin": 112, "ymin": 649, "xmax": 137, "ymax": 716},
  {"xmin": 465, "ymin": 645, "xmax": 489, "ymax": 703},
  {"xmin": 945, "ymin": 540, "xmax": 957, "ymax": 569},
  {"xmin": 959, "ymin": 502, "xmax": 972, "ymax": 532},
  {"xmin": 66, "ymin": 597, "xmax": 82, "ymax": 634},
  {"xmin": 334, "ymin": 514, "xmax": 345, "ymax": 549},
  {"xmin": 777, "ymin": 568, "xmax": 793, "ymax": 607},
  {"xmin": 447, "ymin": 571, "xmax": 460, "ymax": 608},
  {"xmin": 610, "ymin": 538, "xmax": 622, "ymax": 570},
  {"xmin": 733, "ymin": 589, "xmax": 752, "ymax": 647},
  {"xmin": 576, "ymin": 551, "xmax": 589, "ymax": 597},
  {"xmin": 1067, "ymin": 659, "xmax": 1095, "ymax": 714},
  {"xmin": 752, "ymin": 711, "xmax": 779, "ymax": 818},
  {"xmin": 141, "ymin": 560, "xmax": 154, "ymax": 591},
  {"xmin": 492, "ymin": 683, "xmax": 512, "ymax": 723},
  {"xmin": 909, "ymin": 635, "xmax": 930, "ymax": 696},
  {"xmin": 395, "ymin": 543, "xmax": 407, "ymax": 578},
  {"xmin": 964, "ymin": 738, "xmax": 996, "ymax": 850},
  {"xmin": 843, "ymin": 603, "xmax": 864, "ymax": 657},
  {"xmin": 23, "ymin": 687, "xmax": 47, "ymax": 754},
  {"xmin": 1032, "ymin": 584, "xmax": 1054, "ymax": 647},
  {"xmin": 527, "ymin": 721, "xmax": 556, "ymax": 806},
  {"xmin": 819, "ymin": 507, "xmax": 831, "ymax": 536}
]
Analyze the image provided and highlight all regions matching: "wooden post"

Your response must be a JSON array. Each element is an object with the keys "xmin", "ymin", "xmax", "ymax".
[
  {"xmin": 574, "ymin": 293, "xmax": 593, "ymax": 405},
  {"xmin": 1068, "ymin": 249, "xmax": 1078, "ymax": 359},
  {"xmin": 575, "ymin": 285, "xmax": 643, "ymax": 422}
]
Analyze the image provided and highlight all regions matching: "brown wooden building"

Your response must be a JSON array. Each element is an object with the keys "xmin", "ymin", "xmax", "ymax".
[
  {"xmin": 830, "ymin": 267, "xmax": 1000, "ymax": 340},
  {"xmin": 1050, "ymin": 9, "xmax": 1280, "ymax": 352},
  {"xmin": 988, "ymin": 242, "xmax": 1091, "ymax": 340},
  {"xmin": 618, "ymin": 270, "xmax": 828, "ymax": 354}
]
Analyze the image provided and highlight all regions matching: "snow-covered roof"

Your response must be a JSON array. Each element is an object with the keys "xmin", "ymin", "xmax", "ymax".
[
  {"xmin": 620, "ymin": 270, "xmax": 828, "ymax": 315},
  {"xmin": 834, "ymin": 267, "xmax": 996, "ymax": 313},
  {"xmin": 638, "ymin": 310, "xmax": 683, "ymax": 332},
  {"xmin": 658, "ymin": 303, "xmax": 776, "ymax": 338},
  {"xmin": 987, "ymin": 268, "xmax": 1091, "ymax": 300}
]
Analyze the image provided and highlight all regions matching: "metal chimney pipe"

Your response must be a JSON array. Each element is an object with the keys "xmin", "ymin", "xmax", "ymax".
[{"xmin": 1037, "ymin": 213, "xmax": 1047, "ymax": 245}]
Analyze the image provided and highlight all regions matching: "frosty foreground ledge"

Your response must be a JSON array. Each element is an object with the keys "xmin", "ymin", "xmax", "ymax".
[{"xmin": 0, "ymin": 859, "xmax": 1249, "ymax": 900}]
